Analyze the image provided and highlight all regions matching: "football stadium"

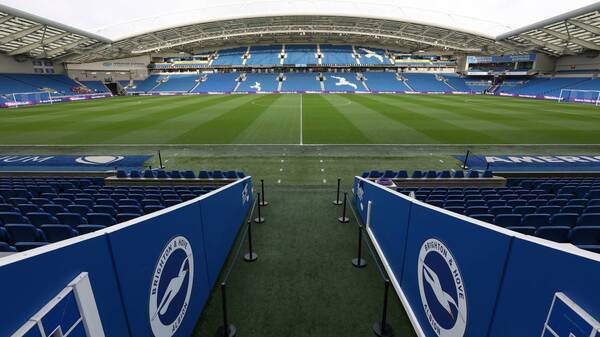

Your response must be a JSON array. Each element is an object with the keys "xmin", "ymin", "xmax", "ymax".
[{"xmin": 1, "ymin": 0, "xmax": 600, "ymax": 336}]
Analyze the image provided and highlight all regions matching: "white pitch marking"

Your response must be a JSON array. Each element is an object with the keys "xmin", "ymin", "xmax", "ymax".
[
  {"xmin": 323, "ymin": 179, "xmax": 327, "ymax": 184},
  {"xmin": 277, "ymin": 179, "xmax": 281, "ymax": 184},
  {"xmin": 321, "ymin": 168, "xmax": 325, "ymax": 172},
  {"xmin": 280, "ymin": 168, "xmax": 284, "ymax": 172},
  {"xmin": 319, "ymin": 159, "xmax": 323, "ymax": 163},
  {"xmin": 281, "ymin": 159, "xmax": 285, "ymax": 163},
  {"xmin": 300, "ymin": 93, "xmax": 303, "ymax": 146}
]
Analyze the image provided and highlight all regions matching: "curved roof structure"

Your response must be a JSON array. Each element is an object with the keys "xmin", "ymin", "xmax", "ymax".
[{"xmin": 0, "ymin": 1, "xmax": 599, "ymax": 62}]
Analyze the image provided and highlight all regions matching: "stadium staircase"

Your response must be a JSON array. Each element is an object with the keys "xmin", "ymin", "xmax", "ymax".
[{"xmin": 396, "ymin": 73, "xmax": 414, "ymax": 91}]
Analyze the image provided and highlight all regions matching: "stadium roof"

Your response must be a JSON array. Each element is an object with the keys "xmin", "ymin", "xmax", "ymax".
[{"xmin": 0, "ymin": 1, "xmax": 599, "ymax": 62}]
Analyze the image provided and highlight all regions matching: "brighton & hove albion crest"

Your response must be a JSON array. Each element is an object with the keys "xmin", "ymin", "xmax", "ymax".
[
  {"xmin": 149, "ymin": 236, "xmax": 194, "ymax": 337},
  {"xmin": 417, "ymin": 238, "xmax": 467, "ymax": 337},
  {"xmin": 357, "ymin": 180, "xmax": 365, "ymax": 211},
  {"xmin": 75, "ymin": 155, "xmax": 124, "ymax": 165},
  {"xmin": 242, "ymin": 182, "xmax": 250, "ymax": 204}
]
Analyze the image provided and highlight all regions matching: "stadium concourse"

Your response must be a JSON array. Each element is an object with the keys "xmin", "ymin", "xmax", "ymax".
[{"xmin": 1, "ymin": 1, "xmax": 600, "ymax": 337}]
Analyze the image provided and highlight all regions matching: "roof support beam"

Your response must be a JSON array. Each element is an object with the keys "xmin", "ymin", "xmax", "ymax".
[
  {"xmin": 540, "ymin": 28, "xmax": 600, "ymax": 50},
  {"xmin": 0, "ymin": 24, "xmax": 44, "ymax": 44},
  {"xmin": 0, "ymin": 15, "xmax": 14, "ymax": 25},
  {"xmin": 566, "ymin": 19, "xmax": 600, "ymax": 36},
  {"xmin": 8, "ymin": 32, "xmax": 71, "ymax": 55},
  {"xmin": 520, "ymin": 35, "xmax": 568, "ymax": 54},
  {"xmin": 44, "ymin": 39, "xmax": 87, "ymax": 58}
]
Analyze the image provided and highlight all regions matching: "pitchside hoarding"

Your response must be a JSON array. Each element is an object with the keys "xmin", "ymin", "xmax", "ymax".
[
  {"xmin": 2, "ymin": 177, "xmax": 252, "ymax": 337},
  {"xmin": 355, "ymin": 177, "xmax": 600, "ymax": 337},
  {"xmin": 457, "ymin": 154, "xmax": 600, "ymax": 172}
]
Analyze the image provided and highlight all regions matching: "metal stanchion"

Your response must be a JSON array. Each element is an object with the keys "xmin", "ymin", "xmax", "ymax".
[
  {"xmin": 333, "ymin": 178, "xmax": 343, "ymax": 205},
  {"xmin": 254, "ymin": 192, "xmax": 265, "ymax": 224},
  {"xmin": 352, "ymin": 225, "xmax": 367, "ymax": 268},
  {"xmin": 244, "ymin": 219, "xmax": 258, "ymax": 262},
  {"xmin": 259, "ymin": 179, "xmax": 269, "ymax": 206},
  {"xmin": 372, "ymin": 280, "xmax": 394, "ymax": 337},
  {"xmin": 215, "ymin": 283, "xmax": 236, "ymax": 337},
  {"xmin": 338, "ymin": 192, "xmax": 350, "ymax": 223}
]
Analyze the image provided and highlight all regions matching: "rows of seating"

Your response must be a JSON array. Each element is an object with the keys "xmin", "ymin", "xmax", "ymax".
[
  {"xmin": 0, "ymin": 74, "xmax": 108, "ymax": 97},
  {"xmin": 115, "ymin": 169, "xmax": 244, "ymax": 179},
  {"xmin": 0, "ymin": 176, "xmax": 221, "ymax": 252},
  {"xmin": 363, "ymin": 170, "xmax": 494, "ymax": 179},
  {"xmin": 396, "ymin": 184, "xmax": 600, "ymax": 253},
  {"xmin": 497, "ymin": 77, "xmax": 599, "ymax": 97}
]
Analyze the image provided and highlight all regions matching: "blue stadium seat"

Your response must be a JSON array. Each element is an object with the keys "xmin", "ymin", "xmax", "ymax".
[
  {"xmin": 467, "ymin": 170, "xmax": 480, "ymax": 178},
  {"xmin": 466, "ymin": 206, "xmax": 488, "ymax": 216},
  {"xmin": 4, "ymin": 224, "xmax": 46, "ymax": 244},
  {"xmin": 482, "ymin": 171, "xmax": 493, "ymax": 178},
  {"xmin": 93, "ymin": 205, "xmax": 117, "ymax": 217},
  {"xmin": 41, "ymin": 204, "xmax": 65, "ymax": 216},
  {"xmin": 76, "ymin": 225, "xmax": 106, "ymax": 234},
  {"xmin": 0, "ymin": 203, "xmax": 18, "ymax": 213},
  {"xmin": 143, "ymin": 170, "xmax": 155, "ymax": 178},
  {"xmin": 411, "ymin": 170, "xmax": 423, "ymax": 179},
  {"xmin": 576, "ymin": 213, "xmax": 600, "ymax": 227},
  {"xmin": 57, "ymin": 213, "xmax": 87, "ymax": 228},
  {"xmin": 67, "ymin": 205, "xmax": 92, "ymax": 216},
  {"xmin": 537, "ymin": 206, "xmax": 561, "ymax": 215},
  {"xmin": 495, "ymin": 214, "xmax": 522, "ymax": 228},
  {"xmin": 74, "ymin": 198, "xmax": 94, "ymax": 208},
  {"xmin": 548, "ymin": 199, "xmax": 569, "ymax": 207},
  {"xmin": 27, "ymin": 212, "xmax": 58, "ymax": 227},
  {"xmin": 116, "ymin": 170, "xmax": 127, "ymax": 178},
  {"xmin": 445, "ymin": 206, "xmax": 464, "ymax": 214},
  {"xmin": 550, "ymin": 213, "xmax": 579, "ymax": 227},
  {"xmin": 53, "ymin": 198, "xmax": 73, "ymax": 207},
  {"xmin": 535, "ymin": 226, "xmax": 570, "ymax": 243},
  {"xmin": 569, "ymin": 226, "xmax": 600, "ymax": 248},
  {"xmin": 183, "ymin": 170, "xmax": 196, "ymax": 179},
  {"xmin": 30, "ymin": 198, "xmax": 51, "ymax": 206},
  {"xmin": 96, "ymin": 198, "xmax": 117, "ymax": 208},
  {"xmin": 156, "ymin": 170, "xmax": 168, "ymax": 179},
  {"xmin": 0, "ymin": 242, "xmax": 16, "ymax": 252},
  {"xmin": 0, "ymin": 212, "xmax": 29, "ymax": 224},
  {"xmin": 587, "ymin": 199, "xmax": 600, "ymax": 206},
  {"xmin": 513, "ymin": 206, "xmax": 536, "ymax": 215},
  {"xmin": 119, "ymin": 199, "xmax": 141, "ymax": 207},
  {"xmin": 117, "ymin": 205, "xmax": 142, "ymax": 215},
  {"xmin": 86, "ymin": 213, "xmax": 116, "ymax": 227},
  {"xmin": 527, "ymin": 200, "xmax": 547, "ymax": 207},
  {"xmin": 507, "ymin": 199, "xmax": 527, "ymax": 208},
  {"xmin": 425, "ymin": 170, "xmax": 437, "ymax": 178},
  {"xmin": 41, "ymin": 224, "xmax": 78, "ymax": 243},
  {"xmin": 568, "ymin": 199, "xmax": 588, "ymax": 206},
  {"xmin": 506, "ymin": 226, "xmax": 536, "ymax": 235},
  {"xmin": 562, "ymin": 206, "xmax": 585, "ymax": 214},
  {"xmin": 116, "ymin": 213, "xmax": 140, "ymax": 223},
  {"xmin": 213, "ymin": 171, "xmax": 225, "ymax": 179},
  {"xmin": 170, "ymin": 171, "xmax": 182, "ymax": 179},
  {"xmin": 129, "ymin": 170, "xmax": 141, "ymax": 178},
  {"xmin": 10, "ymin": 197, "xmax": 29, "ymax": 206},
  {"xmin": 199, "ymin": 170, "xmax": 211, "ymax": 179},
  {"xmin": 490, "ymin": 206, "xmax": 513, "ymax": 216},
  {"xmin": 470, "ymin": 214, "xmax": 494, "ymax": 223},
  {"xmin": 17, "ymin": 204, "xmax": 41, "ymax": 214},
  {"xmin": 14, "ymin": 242, "xmax": 48, "ymax": 252},
  {"xmin": 144, "ymin": 205, "xmax": 165, "ymax": 214},
  {"xmin": 584, "ymin": 206, "xmax": 600, "ymax": 214},
  {"xmin": 397, "ymin": 171, "xmax": 409, "ymax": 178},
  {"xmin": 465, "ymin": 200, "xmax": 486, "ymax": 208},
  {"xmin": 164, "ymin": 199, "xmax": 182, "ymax": 207},
  {"xmin": 522, "ymin": 214, "xmax": 550, "ymax": 228},
  {"xmin": 452, "ymin": 171, "xmax": 465, "ymax": 178}
]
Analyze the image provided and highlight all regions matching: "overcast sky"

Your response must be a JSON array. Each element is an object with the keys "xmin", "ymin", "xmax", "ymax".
[{"xmin": 1, "ymin": 0, "xmax": 598, "ymax": 40}]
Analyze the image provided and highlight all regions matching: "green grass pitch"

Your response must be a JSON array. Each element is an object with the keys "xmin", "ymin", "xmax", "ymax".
[{"xmin": 2, "ymin": 93, "xmax": 600, "ymax": 145}]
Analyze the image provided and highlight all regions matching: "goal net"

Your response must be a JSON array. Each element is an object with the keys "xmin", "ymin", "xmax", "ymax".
[
  {"xmin": 559, "ymin": 89, "xmax": 600, "ymax": 105},
  {"xmin": 9, "ymin": 91, "xmax": 54, "ymax": 106}
]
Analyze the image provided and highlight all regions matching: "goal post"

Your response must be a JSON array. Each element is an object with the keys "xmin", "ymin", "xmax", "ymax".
[
  {"xmin": 10, "ymin": 91, "xmax": 53, "ymax": 106},
  {"xmin": 559, "ymin": 89, "xmax": 600, "ymax": 105}
]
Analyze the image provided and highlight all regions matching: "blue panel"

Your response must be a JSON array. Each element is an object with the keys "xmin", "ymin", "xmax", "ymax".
[
  {"xmin": 0, "ymin": 235, "xmax": 129, "ymax": 336},
  {"xmin": 547, "ymin": 298, "xmax": 594, "ymax": 337},
  {"xmin": 355, "ymin": 178, "xmax": 412, "ymax": 280},
  {"xmin": 489, "ymin": 238, "xmax": 600, "ymax": 337},
  {"xmin": 457, "ymin": 154, "xmax": 600, "ymax": 172},
  {"xmin": 107, "ymin": 201, "xmax": 210, "ymax": 337},
  {"xmin": 40, "ymin": 291, "xmax": 81, "ymax": 335},
  {"xmin": 401, "ymin": 202, "xmax": 512, "ymax": 337},
  {"xmin": 200, "ymin": 179, "xmax": 252, "ymax": 285}
]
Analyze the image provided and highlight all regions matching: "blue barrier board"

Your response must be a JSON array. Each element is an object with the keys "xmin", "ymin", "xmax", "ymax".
[
  {"xmin": 456, "ymin": 154, "xmax": 600, "ymax": 172},
  {"xmin": 0, "ymin": 155, "xmax": 151, "ymax": 171}
]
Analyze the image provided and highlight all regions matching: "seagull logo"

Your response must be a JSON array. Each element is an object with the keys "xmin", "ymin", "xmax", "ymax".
[
  {"xmin": 423, "ymin": 264, "xmax": 458, "ymax": 320},
  {"xmin": 331, "ymin": 76, "xmax": 358, "ymax": 90},
  {"xmin": 417, "ymin": 239, "xmax": 467, "ymax": 337},
  {"xmin": 250, "ymin": 81, "xmax": 262, "ymax": 92},
  {"xmin": 152, "ymin": 256, "xmax": 190, "ymax": 321},
  {"xmin": 242, "ymin": 182, "xmax": 250, "ymax": 204},
  {"xmin": 149, "ymin": 236, "xmax": 194, "ymax": 337},
  {"xmin": 359, "ymin": 48, "xmax": 384, "ymax": 63}
]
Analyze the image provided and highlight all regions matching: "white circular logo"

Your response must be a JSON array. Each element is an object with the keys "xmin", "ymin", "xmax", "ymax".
[
  {"xmin": 417, "ymin": 238, "xmax": 467, "ymax": 337},
  {"xmin": 149, "ymin": 236, "xmax": 194, "ymax": 337},
  {"xmin": 75, "ymin": 155, "xmax": 124, "ymax": 165}
]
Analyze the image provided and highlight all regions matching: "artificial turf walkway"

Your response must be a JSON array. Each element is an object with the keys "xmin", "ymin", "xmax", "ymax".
[{"xmin": 193, "ymin": 186, "xmax": 416, "ymax": 337}]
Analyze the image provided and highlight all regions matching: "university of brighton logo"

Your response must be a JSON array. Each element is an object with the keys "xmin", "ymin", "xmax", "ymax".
[
  {"xmin": 149, "ymin": 236, "xmax": 194, "ymax": 337},
  {"xmin": 417, "ymin": 238, "xmax": 467, "ymax": 337}
]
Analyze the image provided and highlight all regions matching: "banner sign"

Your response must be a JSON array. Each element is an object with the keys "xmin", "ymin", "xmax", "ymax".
[
  {"xmin": 0, "ymin": 94, "xmax": 112, "ymax": 108},
  {"xmin": 1, "ymin": 177, "xmax": 251, "ymax": 337},
  {"xmin": 355, "ymin": 177, "xmax": 600, "ymax": 337},
  {"xmin": 456, "ymin": 154, "xmax": 600, "ymax": 172},
  {"xmin": 467, "ymin": 54, "xmax": 536, "ymax": 64},
  {"xmin": 0, "ymin": 155, "xmax": 151, "ymax": 170}
]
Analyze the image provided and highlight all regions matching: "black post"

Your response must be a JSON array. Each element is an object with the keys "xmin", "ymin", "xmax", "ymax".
[
  {"xmin": 259, "ymin": 179, "xmax": 269, "ymax": 206},
  {"xmin": 158, "ymin": 150, "xmax": 163, "ymax": 169},
  {"xmin": 352, "ymin": 225, "xmax": 367, "ymax": 268},
  {"xmin": 254, "ymin": 193, "xmax": 265, "ymax": 224},
  {"xmin": 372, "ymin": 280, "xmax": 394, "ymax": 337},
  {"xmin": 333, "ymin": 178, "xmax": 342, "ymax": 205},
  {"xmin": 244, "ymin": 220, "xmax": 258, "ymax": 262},
  {"xmin": 485, "ymin": 162, "xmax": 491, "ymax": 171},
  {"xmin": 338, "ymin": 192, "xmax": 350, "ymax": 223},
  {"xmin": 215, "ymin": 283, "xmax": 236, "ymax": 337},
  {"xmin": 462, "ymin": 150, "xmax": 471, "ymax": 170}
]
